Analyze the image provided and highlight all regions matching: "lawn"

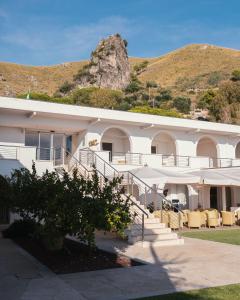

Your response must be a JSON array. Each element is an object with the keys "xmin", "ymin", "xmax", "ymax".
[
  {"xmin": 181, "ymin": 229, "xmax": 240, "ymax": 245},
  {"xmin": 137, "ymin": 283, "xmax": 240, "ymax": 299}
]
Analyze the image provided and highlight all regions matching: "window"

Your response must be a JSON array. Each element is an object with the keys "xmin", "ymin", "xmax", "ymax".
[
  {"xmin": 25, "ymin": 131, "xmax": 39, "ymax": 147},
  {"xmin": 151, "ymin": 146, "xmax": 157, "ymax": 154}
]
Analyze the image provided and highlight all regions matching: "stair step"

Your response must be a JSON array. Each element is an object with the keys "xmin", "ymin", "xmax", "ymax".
[
  {"xmin": 135, "ymin": 238, "xmax": 184, "ymax": 248},
  {"xmin": 134, "ymin": 217, "xmax": 161, "ymax": 224},
  {"xmin": 129, "ymin": 228, "xmax": 171, "ymax": 236},
  {"xmin": 129, "ymin": 232, "xmax": 179, "ymax": 244},
  {"xmin": 130, "ymin": 223, "xmax": 166, "ymax": 229}
]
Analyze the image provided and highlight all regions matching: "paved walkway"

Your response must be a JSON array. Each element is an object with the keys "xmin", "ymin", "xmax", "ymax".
[{"xmin": 1, "ymin": 233, "xmax": 240, "ymax": 300}]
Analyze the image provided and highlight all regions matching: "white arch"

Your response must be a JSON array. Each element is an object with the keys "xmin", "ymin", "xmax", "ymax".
[
  {"xmin": 196, "ymin": 136, "xmax": 219, "ymax": 167},
  {"xmin": 100, "ymin": 126, "xmax": 132, "ymax": 153},
  {"xmin": 236, "ymin": 141, "xmax": 240, "ymax": 158},
  {"xmin": 151, "ymin": 131, "xmax": 178, "ymax": 156}
]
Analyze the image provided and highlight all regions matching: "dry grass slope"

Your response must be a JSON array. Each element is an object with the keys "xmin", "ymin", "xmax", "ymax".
[{"xmin": 1, "ymin": 44, "xmax": 240, "ymax": 96}]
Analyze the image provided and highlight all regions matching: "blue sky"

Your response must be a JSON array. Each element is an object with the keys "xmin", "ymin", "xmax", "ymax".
[{"xmin": 1, "ymin": 0, "xmax": 240, "ymax": 65}]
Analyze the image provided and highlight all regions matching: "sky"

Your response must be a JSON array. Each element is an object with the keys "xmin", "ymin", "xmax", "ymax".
[{"xmin": 1, "ymin": 0, "xmax": 240, "ymax": 65}]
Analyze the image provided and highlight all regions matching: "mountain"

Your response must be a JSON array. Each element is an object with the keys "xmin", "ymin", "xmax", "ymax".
[{"xmin": 1, "ymin": 43, "xmax": 240, "ymax": 98}]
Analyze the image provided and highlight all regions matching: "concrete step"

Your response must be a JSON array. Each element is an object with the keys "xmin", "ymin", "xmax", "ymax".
[
  {"xmin": 134, "ymin": 217, "xmax": 161, "ymax": 224},
  {"xmin": 129, "ymin": 227, "xmax": 171, "ymax": 236},
  {"xmin": 135, "ymin": 238, "xmax": 184, "ymax": 248},
  {"xmin": 129, "ymin": 232, "xmax": 179, "ymax": 244},
  {"xmin": 130, "ymin": 223, "xmax": 166, "ymax": 230}
]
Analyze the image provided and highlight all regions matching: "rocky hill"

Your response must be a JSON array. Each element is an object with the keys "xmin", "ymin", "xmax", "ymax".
[
  {"xmin": 74, "ymin": 34, "xmax": 130, "ymax": 90},
  {"xmin": 2, "ymin": 43, "xmax": 240, "ymax": 98}
]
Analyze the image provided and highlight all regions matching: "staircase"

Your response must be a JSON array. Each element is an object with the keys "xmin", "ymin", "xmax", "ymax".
[{"xmin": 55, "ymin": 147, "xmax": 184, "ymax": 248}]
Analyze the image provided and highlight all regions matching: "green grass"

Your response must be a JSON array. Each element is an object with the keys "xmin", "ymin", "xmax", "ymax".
[
  {"xmin": 137, "ymin": 284, "xmax": 240, "ymax": 299},
  {"xmin": 181, "ymin": 229, "xmax": 240, "ymax": 245}
]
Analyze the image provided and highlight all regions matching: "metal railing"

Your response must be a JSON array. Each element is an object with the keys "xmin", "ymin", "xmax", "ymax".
[
  {"xmin": 0, "ymin": 145, "xmax": 18, "ymax": 160},
  {"xmin": 111, "ymin": 152, "xmax": 142, "ymax": 165},
  {"xmin": 79, "ymin": 148, "xmax": 183, "ymax": 230}
]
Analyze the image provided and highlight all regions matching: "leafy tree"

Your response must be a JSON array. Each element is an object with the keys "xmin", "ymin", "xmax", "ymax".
[
  {"xmin": 125, "ymin": 74, "xmax": 143, "ymax": 93},
  {"xmin": 6, "ymin": 164, "xmax": 132, "ymax": 250},
  {"xmin": 155, "ymin": 89, "xmax": 172, "ymax": 102},
  {"xmin": 173, "ymin": 96, "xmax": 191, "ymax": 114}
]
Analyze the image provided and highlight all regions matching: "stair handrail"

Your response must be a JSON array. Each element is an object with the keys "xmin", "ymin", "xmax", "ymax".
[{"xmin": 80, "ymin": 148, "xmax": 183, "ymax": 215}]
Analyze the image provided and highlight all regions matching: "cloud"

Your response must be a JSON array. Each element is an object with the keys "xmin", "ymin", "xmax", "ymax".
[{"xmin": 0, "ymin": 16, "xmax": 140, "ymax": 64}]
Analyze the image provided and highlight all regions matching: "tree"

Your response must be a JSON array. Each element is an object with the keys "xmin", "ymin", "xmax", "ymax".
[
  {"xmin": 173, "ymin": 97, "xmax": 191, "ymax": 114},
  {"xmin": 7, "ymin": 164, "xmax": 132, "ymax": 250},
  {"xmin": 58, "ymin": 81, "xmax": 74, "ymax": 94},
  {"xmin": 133, "ymin": 60, "xmax": 149, "ymax": 75},
  {"xmin": 197, "ymin": 90, "xmax": 216, "ymax": 110}
]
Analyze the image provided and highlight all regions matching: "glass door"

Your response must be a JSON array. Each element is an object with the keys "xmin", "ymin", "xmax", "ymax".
[{"xmin": 39, "ymin": 132, "xmax": 51, "ymax": 160}]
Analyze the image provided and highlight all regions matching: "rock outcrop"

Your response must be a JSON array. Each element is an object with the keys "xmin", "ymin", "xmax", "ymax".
[{"xmin": 74, "ymin": 34, "xmax": 130, "ymax": 90}]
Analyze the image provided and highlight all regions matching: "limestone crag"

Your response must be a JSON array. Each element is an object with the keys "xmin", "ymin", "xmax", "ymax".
[{"xmin": 75, "ymin": 34, "xmax": 130, "ymax": 90}]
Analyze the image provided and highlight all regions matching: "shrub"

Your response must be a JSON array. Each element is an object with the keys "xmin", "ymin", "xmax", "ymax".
[
  {"xmin": 129, "ymin": 106, "xmax": 182, "ymax": 118},
  {"xmin": 133, "ymin": 60, "xmax": 149, "ymax": 75},
  {"xmin": 7, "ymin": 164, "xmax": 132, "ymax": 250},
  {"xmin": 2, "ymin": 219, "xmax": 39, "ymax": 238},
  {"xmin": 173, "ymin": 96, "xmax": 191, "ymax": 114},
  {"xmin": 58, "ymin": 81, "xmax": 74, "ymax": 94},
  {"xmin": 231, "ymin": 70, "xmax": 240, "ymax": 82}
]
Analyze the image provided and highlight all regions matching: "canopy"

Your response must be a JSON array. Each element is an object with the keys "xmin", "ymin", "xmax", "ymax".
[
  {"xmin": 189, "ymin": 167, "xmax": 240, "ymax": 186},
  {"xmin": 129, "ymin": 166, "xmax": 200, "ymax": 186}
]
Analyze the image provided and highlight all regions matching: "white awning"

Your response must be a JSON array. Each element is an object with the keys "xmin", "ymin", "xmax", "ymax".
[
  {"xmin": 129, "ymin": 166, "xmax": 200, "ymax": 186},
  {"xmin": 189, "ymin": 167, "xmax": 240, "ymax": 186}
]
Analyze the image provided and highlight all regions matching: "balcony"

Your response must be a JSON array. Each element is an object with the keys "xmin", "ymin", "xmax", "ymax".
[{"xmin": 93, "ymin": 150, "xmax": 240, "ymax": 169}]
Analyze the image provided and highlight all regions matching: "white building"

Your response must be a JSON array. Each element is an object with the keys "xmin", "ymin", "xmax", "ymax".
[{"xmin": 1, "ymin": 96, "xmax": 240, "ymax": 232}]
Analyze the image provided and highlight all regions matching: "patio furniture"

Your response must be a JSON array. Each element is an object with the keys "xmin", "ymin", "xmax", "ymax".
[
  {"xmin": 182, "ymin": 209, "xmax": 190, "ymax": 224},
  {"xmin": 169, "ymin": 211, "xmax": 181, "ymax": 230},
  {"xmin": 206, "ymin": 210, "xmax": 219, "ymax": 228},
  {"xmin": 188, "ymin": 211, "xmax": 201, "ymax": 229},
  {"xmin": 154, "ymin": 210, "xmax": 169, "ymax": 226},
  {"xmin": 200, "ymin": 211, "xmax": 207, "ymax": 227},
  {"xmin": 221, "ymin": 211, "xmax": 235, "ymax": 226}
]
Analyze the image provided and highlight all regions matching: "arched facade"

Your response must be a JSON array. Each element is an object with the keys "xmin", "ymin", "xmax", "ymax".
[
  {"xmin": 101, "ymin": 127, "xmax": 131, "ymax": 162},
  {"xmin": 236, "ymin": 141, "xmax": 240, "ymax": 159},
  {"xmin": 196, "ymin": 137, "xmax": 218, "ymax": 167},
  {"xmin": 151, "ymin": 132, "xmax": 176, "ymax": 155}
]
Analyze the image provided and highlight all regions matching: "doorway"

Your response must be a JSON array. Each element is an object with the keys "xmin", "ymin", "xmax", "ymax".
[
  {"xmin": 210, "ymin": 187, "xmax": 218, "ymax": 209},
  {"xmin": 102, "ymin": 142, "xmax": 113, "ymax": 161}
]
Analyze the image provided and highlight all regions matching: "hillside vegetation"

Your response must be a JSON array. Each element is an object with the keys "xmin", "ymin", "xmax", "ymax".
[
  {"xmin": 2, "ymin": 43, "xmax": 240, "ymax": 123},
  {"xmin": 2, "ymin": 44, "xmax": 240, "ymax": 97}
]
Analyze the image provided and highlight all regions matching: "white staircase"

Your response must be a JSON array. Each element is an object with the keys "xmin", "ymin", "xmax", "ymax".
[
  {"xmin": 127, "ymin": 200, "xmax": 184, "ymax": 247},
  {"xmin": 56, "ymin": 148, "xmax": 184, "ymax": 248}
]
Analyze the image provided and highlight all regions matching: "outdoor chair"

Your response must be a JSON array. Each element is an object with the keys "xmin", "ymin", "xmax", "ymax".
[
  {"xmin": 181, "ymin": 209, "xmax": 190, "ymax": 224},
  {"xmin": 153, "ymin": 210, "xmax": 169, "ymax": 227},
  {"xmin": 221, "ymin": 211, "xmax": 235, "ymax": 226},
  {"xmin": 206, "ymin": 210, "xmax": 219, "ymax": 228},
  {"xmin": 187, "ymin": 211, "xmax": 201, "ymax": 229},
  {"xmin": 200, "ymin": 211, "xmax": 207, "ymax": 227},
  {"xmin": 169, "ymin": 211, "xmax": 183, "ymax": 230}
]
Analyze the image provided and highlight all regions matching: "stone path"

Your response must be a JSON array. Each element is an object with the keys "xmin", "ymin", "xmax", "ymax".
[{"xmin": 1, "ymin": 234, "xmax": 240, "ymax": 300}]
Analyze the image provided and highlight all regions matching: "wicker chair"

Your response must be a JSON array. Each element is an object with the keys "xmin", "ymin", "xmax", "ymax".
[
  {"xmin": 169, "ymin": 211, "xmax": 181, "ymax": 230},
  {"xmin": 200, "ymin": 211, "xmax": 207, "ymax": 227},
  {"xmin": 188, "ymin": 211, "xmax": 201, "ymax": 229},
  {"xmin": 154, "ymin": 210, "xmax": 169, "ymax": 227},
  {"xmin": 221, "ymin": 211, "xmax": 235, "ymax": 226},
  {"xmin": 206, "ymin": 210, "xmax": 219, "ymax": 228}
]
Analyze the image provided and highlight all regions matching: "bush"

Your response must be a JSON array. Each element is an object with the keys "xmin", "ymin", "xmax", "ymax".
[
  {"xmin": 129, "ymin": 106, "xmax": 182, "ymax": 118},
  {"xmin": 7, "ymin": 164, "xmax": 132, "ymax": 250},
  {"xmin": 58, "ymin": 81, "xmax": 74, "ymax": 94},
  {"xmin": 231, "ymin": 70, "xmax": 240, "ymax": 82},
  {"xmin": 173, "ymin": 96, "xmax": 191, "ymax": 114},
  {"xmin": 2, "ymin": 219, "xmax": 39, "ymax": 238}
]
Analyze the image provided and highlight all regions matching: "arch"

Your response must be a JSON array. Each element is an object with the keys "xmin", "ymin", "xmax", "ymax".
[
  {"xmin": 151, "ymin": 132, "xmax": 177, "ymax": 156},
  {"xmin": 236, "ymin": 141, "xmax": 240, "ymax": 159},
  {"xmin": 100, "ymin": 127, "xmax": 131, "ymax": 162},
  {"xmin": 196, "ymin": 136, "xmax": 218, "ymax": 167}
]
